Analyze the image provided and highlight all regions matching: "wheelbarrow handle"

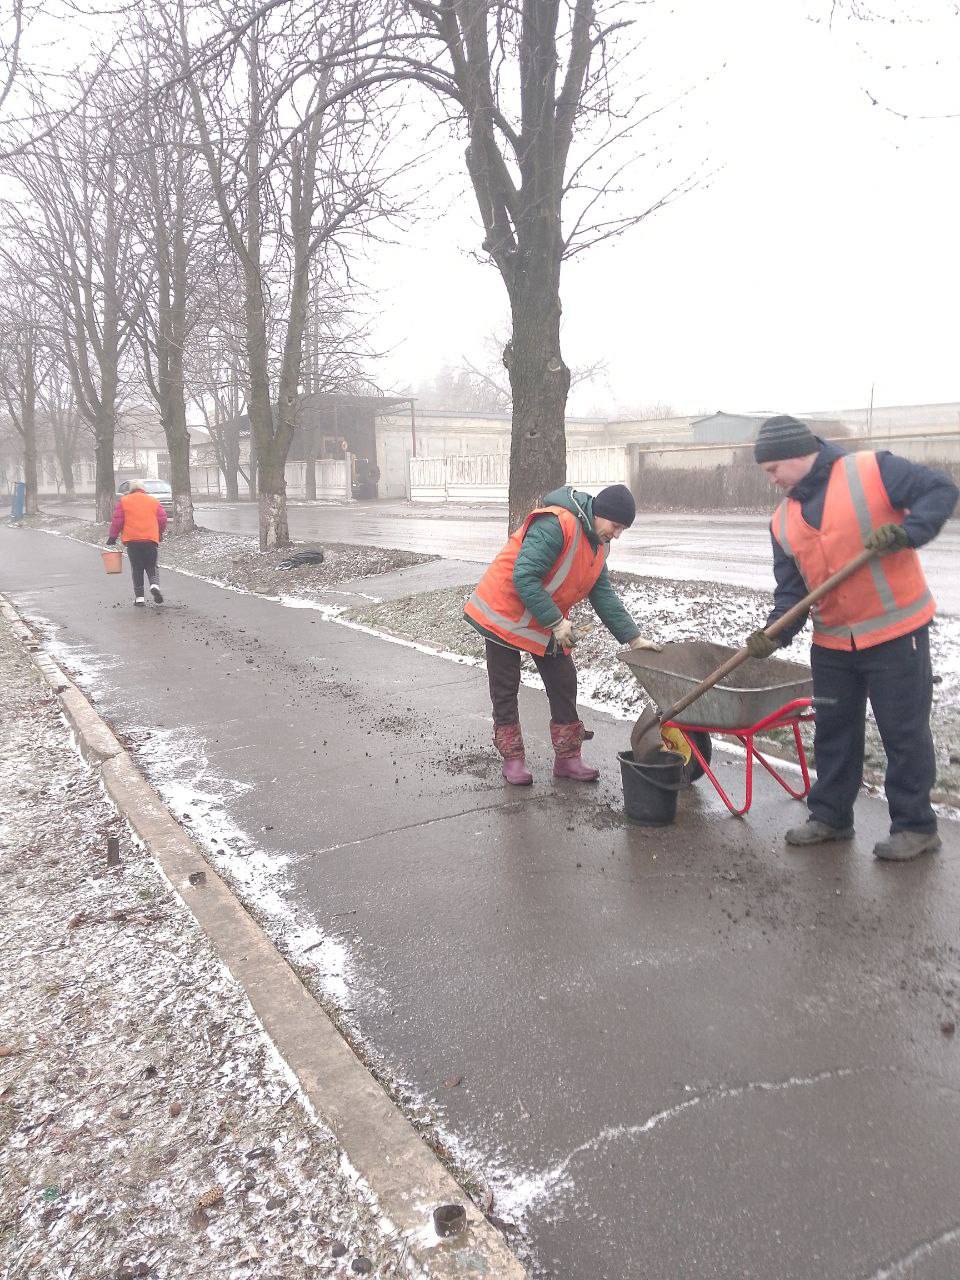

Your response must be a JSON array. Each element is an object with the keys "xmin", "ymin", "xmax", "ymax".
[{"xmin": 659, "ymin": 547, "xmax": 877, "ymax": 724}]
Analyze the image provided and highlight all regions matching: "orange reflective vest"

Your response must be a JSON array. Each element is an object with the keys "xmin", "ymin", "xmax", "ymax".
[
  {"xmin": 464, "ymin": 505, "xmax": 608, "ymax": 655},
  {"xmin": 772, "ymin": 451, "xmax": 935, "ymax": 651},
  {"xmin": 119, "ymin": 491, "xmax": 162, "ymax": 543}
]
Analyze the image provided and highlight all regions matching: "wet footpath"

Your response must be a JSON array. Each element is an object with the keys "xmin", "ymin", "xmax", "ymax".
[{"xmin": 2, "ymin": 523, "xmax": 960, "ymax": 1280}]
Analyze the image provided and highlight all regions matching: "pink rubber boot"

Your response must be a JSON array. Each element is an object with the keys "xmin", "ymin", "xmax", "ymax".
[
  {"xmin": 551, "ymin": 720, "xmax": 600, "ymax": 782},
  {"xmin": 493, "ymin": 723, "xmax": 533, "ymax": 786}
]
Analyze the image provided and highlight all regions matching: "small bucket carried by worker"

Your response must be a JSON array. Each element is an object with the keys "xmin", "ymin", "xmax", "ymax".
[
  {"xmin": 100, "ymin": 547, "xmax": 123, "ymax": 575},
  {"xmin": 618, "ymin": 749, "xmax": 686, "ymax": 826}
]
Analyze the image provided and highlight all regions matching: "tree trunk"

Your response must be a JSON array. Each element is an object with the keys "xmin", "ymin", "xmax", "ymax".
[
  {"xmin": 248, "ymin": 439, "xmax": 258, "ymax": 500},
  {"xmin": 166, "ymin": 401, "xmax": 195, "ymax": 534},
  {"xmin": 21, "ymin": 336, "xmax": 40, "ymax": 515},
  {"xmin": 22, "ymin": 428, "xmax": 39, "ymax": 516},
  {"xmin": 94, "ymin": 413, "xmax": 116, "ymax": 522},
  {"xmin": 163, "ymin": 219, "xmax": 196, "ymax": 534},
  {"xmin": 257, "ymin": 486, "xmax": 289, "ymax": 548},
  {"xmin": 53, "ymin": 431, "xmax": 76, "ymax": 497},
  {"xmin": 504, "ymin": 251, "xmax": 569, "ymax": 530},
  {"xmin": 223, "ymin": 413, "xmax": 240, "ymax": 501}
]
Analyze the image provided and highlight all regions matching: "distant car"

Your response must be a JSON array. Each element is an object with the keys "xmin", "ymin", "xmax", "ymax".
[{"xmin": 117, "ymin": 478, "xmax": 175, "ymax": 516}]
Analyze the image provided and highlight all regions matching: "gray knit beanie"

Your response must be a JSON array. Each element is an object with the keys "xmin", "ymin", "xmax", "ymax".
[{"xmin": 753, "ymin": 415, "xmax": 818, "ymax": 463}]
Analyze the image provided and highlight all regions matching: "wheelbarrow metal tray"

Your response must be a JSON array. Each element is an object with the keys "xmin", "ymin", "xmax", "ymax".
[{"xmin": 620, "ymin": 641, "xmax": 812, "ymax": 730}]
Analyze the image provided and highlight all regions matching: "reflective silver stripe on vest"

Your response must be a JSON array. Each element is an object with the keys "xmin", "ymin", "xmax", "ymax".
[
  {"xmin": 467, "ymin": 518, "xmax": 587, "ymax": 645},
  {"xmin": 544, "ymin": 520, "xmax": 583, "ymax": 592},
  {"xmin": 467, "ymin": 590, "xmax": 553, "ymax": 646},
  {"xmin": 773, "ymin": 501, "xmax": 811, "ymax": 591},
  {"xmin": 812, "ymin": 588, "xmax": 935, "ymax": 639},
  {"xmin": 774, "ymin": 501, "xmax": 794, "ymax": 559},
  {"xmin": 842, "ymin": 454, "xmax": 898, "ymax": 616}
]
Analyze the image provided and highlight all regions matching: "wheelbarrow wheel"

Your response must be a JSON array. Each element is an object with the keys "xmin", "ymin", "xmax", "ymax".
[{"xmin": 661, "ymin": 728, "xmax": 712, "ymax": 783}]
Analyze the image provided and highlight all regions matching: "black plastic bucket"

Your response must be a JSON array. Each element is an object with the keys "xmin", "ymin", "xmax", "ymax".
[{"xmin": 618, "ymin": 749, "xmax": 686, "ymax": 826}]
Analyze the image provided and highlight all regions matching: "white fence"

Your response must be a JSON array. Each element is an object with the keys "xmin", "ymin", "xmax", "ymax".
[
  {"xmin": 409, "ymin": 447, "xmax": 628, "ymax": 503},
  {"xmin": 284, "ymin": 459, "xmax": 350, "ymax": 499}
]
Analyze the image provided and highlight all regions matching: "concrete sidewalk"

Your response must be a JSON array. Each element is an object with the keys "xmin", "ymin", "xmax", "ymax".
[
  {"xmin": 0, "ymin": 603, "xmax": 432, "ymax": 1280},
  {"xmin": 3, "ymin": 522, "xmax": 960, "ymax": 1280}
]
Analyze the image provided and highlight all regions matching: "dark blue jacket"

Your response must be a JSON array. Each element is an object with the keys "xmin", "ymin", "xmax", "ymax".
[{"xmin": 767, "ymin": 441, "xmax": 959, "ymax": 645}]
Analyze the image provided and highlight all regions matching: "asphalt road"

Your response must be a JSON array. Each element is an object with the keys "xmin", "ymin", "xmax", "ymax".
[
  {"xmin": 43, "ymin": 499, "xmax": 960, "ymax": 616},
  {"xmin": 4, "ymin": 524, "xmax": 960, "ymax": 1280}
]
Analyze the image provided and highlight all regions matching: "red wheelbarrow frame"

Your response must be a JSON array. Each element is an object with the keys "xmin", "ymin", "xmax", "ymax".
[{"xmin": 664, "ymin": 697, "xmax": 815, "ymax": 817}]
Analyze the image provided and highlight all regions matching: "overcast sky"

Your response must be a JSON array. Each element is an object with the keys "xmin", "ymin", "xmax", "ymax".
[{"xmin": 369, "ymin": 0, "xmax": 960, "ymax": 418}]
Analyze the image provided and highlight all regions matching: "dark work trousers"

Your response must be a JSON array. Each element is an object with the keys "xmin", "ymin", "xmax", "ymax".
[
  {"xmin": 485, "ymin": 639, "xmax": 579, "ymax": 726},
  {"xmin": 126, "ymin": 541, "xmax": 160, "ymax": 597},
  {"xmin": 808, "ymin": 625, "xmax": 937, "ymax": 835}
]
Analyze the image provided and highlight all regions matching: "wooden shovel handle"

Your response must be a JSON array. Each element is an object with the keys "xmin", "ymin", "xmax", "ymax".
[{"xmin": 658, "ymin": 547, "xmax": 876, "ymax": 724}]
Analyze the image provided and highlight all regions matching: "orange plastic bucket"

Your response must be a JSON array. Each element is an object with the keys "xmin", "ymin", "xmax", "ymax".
[{"xmin": 101, "ymin": 547, "xmax": 123, "ymax": 575}]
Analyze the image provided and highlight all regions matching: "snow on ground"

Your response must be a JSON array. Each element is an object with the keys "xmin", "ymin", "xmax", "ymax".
[
  {"xmin": 0, "ymin": 622, "xmax": 415, "ymax": 1280},
  {"xmin": 348, "ymin": 573, "xmax": 960, "ymax": 804}
]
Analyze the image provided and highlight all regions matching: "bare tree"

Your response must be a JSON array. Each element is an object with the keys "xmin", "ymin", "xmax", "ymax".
[
  {"xmin": 7, "ymin": 83, "xmax": 141, "ymax": 519},
  {"xmin": 0, "ymin": 0, "xmax": 23, "ymax": 122},
  {"xmin": 399, "ymin": 2, "xmax": 695, "ymax": 526},
  {"xmin": 193, "ymin": 310, "xmax": 248, "ymax": 501},
  {"xmin": 43, "ymin": 362, "xmax": 84, "ymax": 498},
  {"xmin": 176, "ymin": 0, "xmax": 401, "ymax": 548},
  {"xmin": 0, "ymin": 275, "xmax": 52, "ymax": 516},
  {"xmin": 821, "ymin": 1, "xmax": 960, "ymax": 119},
  {"xmin": 122, "ymin": 34, "xmax": 211, "ymax": 534}
]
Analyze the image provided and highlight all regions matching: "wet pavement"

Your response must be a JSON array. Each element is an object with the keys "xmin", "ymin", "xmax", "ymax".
[
  {"xmin": 3, "ymin": 524, "xmax": 960, "ymax": 1280},
  {"xmin": 41, "ymin": 499, "xmax": 960, "ymax": 617}
]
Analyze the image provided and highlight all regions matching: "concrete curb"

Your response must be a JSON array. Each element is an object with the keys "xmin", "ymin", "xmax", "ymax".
[{"xmin": 0, "ymin": 594, "xmax": 527, "ymax": 1280}]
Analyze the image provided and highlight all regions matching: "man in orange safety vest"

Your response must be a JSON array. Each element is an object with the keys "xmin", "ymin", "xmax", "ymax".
[{"xmin": 746, "ymin": 414, "xmax": 958, "ymax": 861}]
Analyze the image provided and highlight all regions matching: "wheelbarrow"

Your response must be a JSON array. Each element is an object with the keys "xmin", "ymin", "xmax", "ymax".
[
  {"xmin": 617, "ymin": 547, "xmax": 878, "ymax": 816},
  {"xmin": 620, "ymin": 641, "xmax": 814, "ymax": 815}
]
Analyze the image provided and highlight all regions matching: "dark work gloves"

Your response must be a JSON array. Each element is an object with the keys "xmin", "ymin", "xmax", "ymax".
[
  {"xmin": 864, "ymin": 523, "xmax": 911, "ymax": 553},
  {"xmin": 745, "ymin": 630, "xmax": 778, "ymax": 660},
  {"xmin": 106, "ymin": 537, "xmax": 117, "ymax": 547}
]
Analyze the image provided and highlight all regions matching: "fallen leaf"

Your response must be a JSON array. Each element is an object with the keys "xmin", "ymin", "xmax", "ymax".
[
  {"xmin": 442, "ymin": 1075, "xmax": 463, "ymax": 1089},
  {"xmin": 0, "ymin": 1045, "xmax": 21, "ymax": 1058}
]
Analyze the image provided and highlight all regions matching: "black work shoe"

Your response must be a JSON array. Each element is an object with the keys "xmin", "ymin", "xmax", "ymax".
[
  {"xmin": 873, "ymin": 831, "xmax": 942, "ymax": 862},
  {"xmin": 150, "ymin": 583, "xmax": 164, "ymax": 604},
  {"xmin": 785, "ymin": 819, "xmax": 855, "ymax": 847}
]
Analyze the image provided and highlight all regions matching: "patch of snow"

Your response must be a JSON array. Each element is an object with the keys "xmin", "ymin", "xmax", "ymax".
[{"xmin": 132, "ymin": 725, "xmax": 359, "ymax": 1018}]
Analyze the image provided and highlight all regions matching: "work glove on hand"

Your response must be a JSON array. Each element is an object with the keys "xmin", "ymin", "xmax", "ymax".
[
  {"xmin": 551, "ymin": 618, "xmax": 576, "ymax": 649},
  {"xmin": 628, "ymin": 635, "xmax": 663, "ymax": 652},
  {"xmin": 864, "ymin": 523, "xmax": 911, "ymax": 554},
  {"xmin": 105, "ymin": 537, "xmax": 117, "ymax": 547},
  {"xmin": 745, "ymin": 629, "xmax": 778, "ymax": 660}
]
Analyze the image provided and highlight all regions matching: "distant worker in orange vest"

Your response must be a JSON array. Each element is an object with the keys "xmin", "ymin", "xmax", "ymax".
[
  {"xmin": 746, "ymin": 415, "xmax": 958, "ymax": 861},
  {"xmin": 464, "ymin": 484, "xmax": 660, "ymax": 785},
  {"xmin": 106, "ymin": 480, "xmax": 169, "ymax": 606}
]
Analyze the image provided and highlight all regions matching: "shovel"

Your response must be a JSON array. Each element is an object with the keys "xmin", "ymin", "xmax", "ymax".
[{"xmin": 630, "ymin": 547, "xmax": 877, "ymax": 759}]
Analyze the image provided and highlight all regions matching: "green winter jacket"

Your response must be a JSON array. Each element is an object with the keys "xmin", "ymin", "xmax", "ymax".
[{"xmin": 465, "ymin": 486, "xmax": 641, "ymax": 653}]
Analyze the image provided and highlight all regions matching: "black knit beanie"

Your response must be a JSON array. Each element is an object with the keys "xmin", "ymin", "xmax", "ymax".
[
  {"xmin": 753, "ymin": 415, "xmax": 819, "ymax": 463},
  {"xmin": 592, "ymin": 484, "xmax": 636, "ymax": 527}
]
